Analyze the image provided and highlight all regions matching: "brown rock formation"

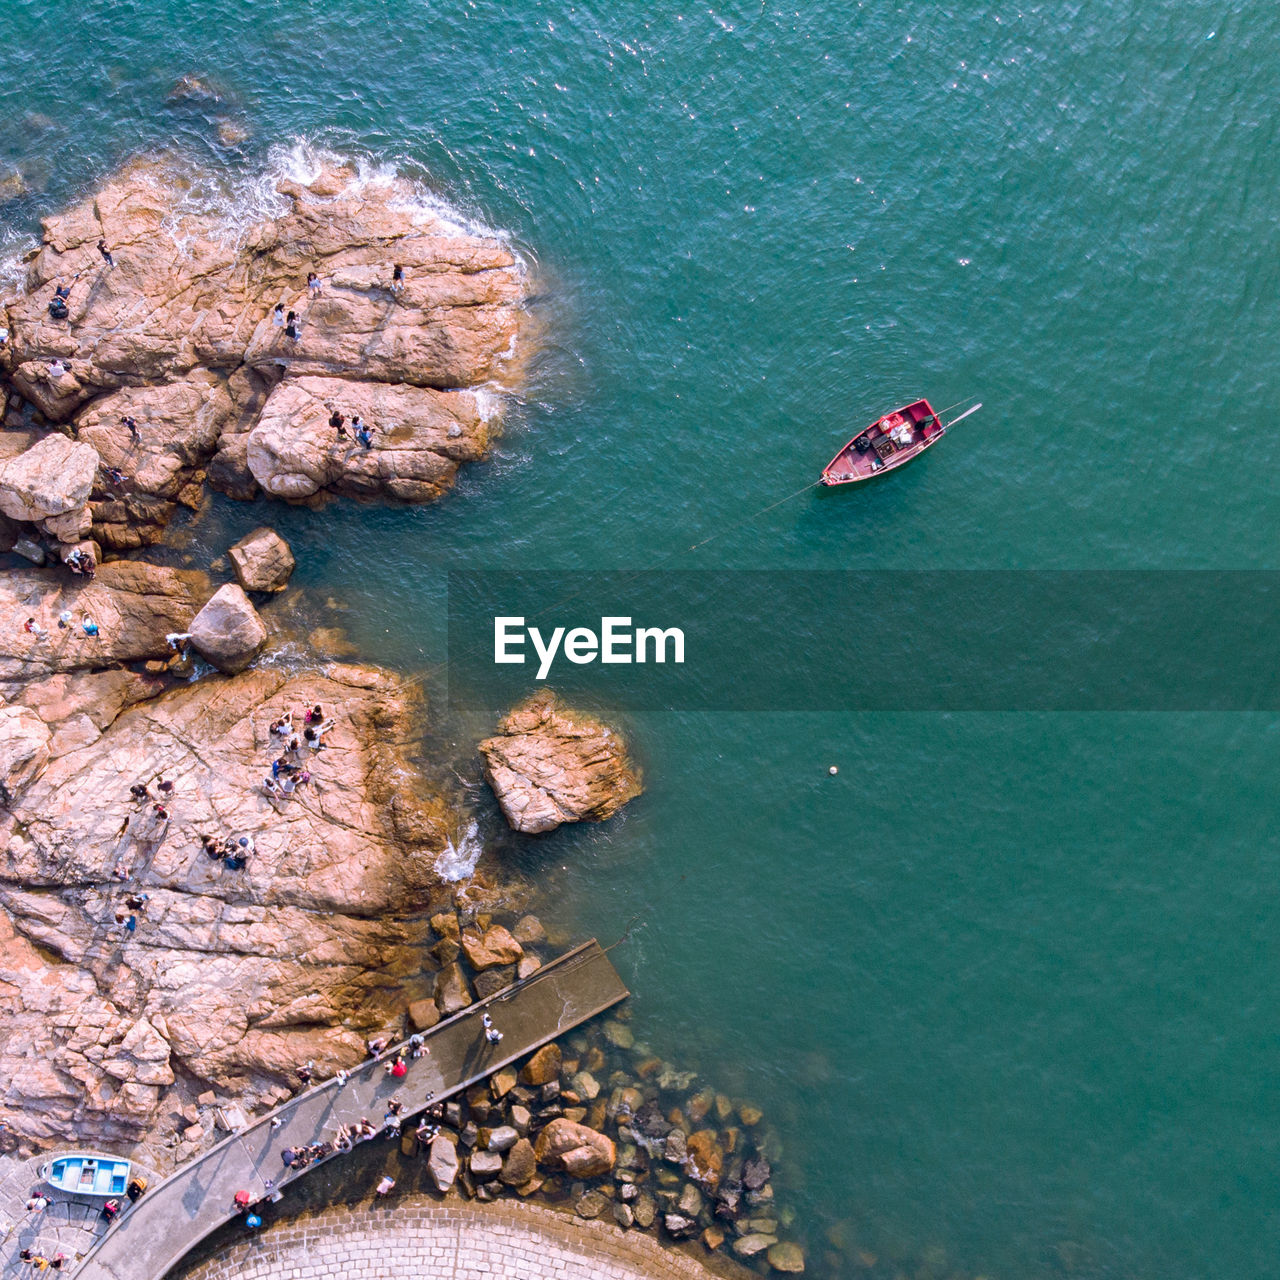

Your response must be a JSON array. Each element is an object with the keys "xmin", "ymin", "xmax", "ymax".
[
  {"xmin": 0, "ymin": 560, "xmax": 208, "ymax": 685},
  {"xmin": 0, "ymin": 661, "xmax": 454, "ymax": 1145},
  {"xmin": 533, "ymin": 1116, "xmax": 617, "ymax": 1178},
  {"xmin": 479, "ymin": 691, "xmax": 643, "ymax": 834},
  {"xmin": 0, "ymin": 156, "xmax": 525, "ymax": 550},
  {"xmin": 228, "ymin": 527, "xmax": 295, "ymax": 594}
]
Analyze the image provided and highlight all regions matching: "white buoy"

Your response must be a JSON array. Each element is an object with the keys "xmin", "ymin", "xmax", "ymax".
[{"xmin": 828, "ymin": 766, "xmax": 838, "ymax": 775}]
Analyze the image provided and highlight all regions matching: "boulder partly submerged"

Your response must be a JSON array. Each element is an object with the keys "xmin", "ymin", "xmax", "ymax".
[
  {"xmin": 479, "ymin": 690, "xmax": 643, "ymax": 834},
  {"xmin": 0, "ymin": 155, "xmax": 526, "ymax": 547}
]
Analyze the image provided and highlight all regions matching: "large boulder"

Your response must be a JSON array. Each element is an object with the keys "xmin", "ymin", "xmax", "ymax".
[
  {"xmin": 685, "ymin": 1129, "xmax": 725, "ymax": 1192},
  {"xmin": 479, "ymin": 691, "xmax": 643, "ymax": 834},
  {"xmin": 0, "ymin": 434, "xmax": 98, "ymax": 522},
  {"xmin": 228, "ymin": 526, "xmax": 296, "ymax": 593},
  {"xmin": 534, "ymin": 1117, "xmax": 617, "ymax": 1178},
  {"xmin": 188, "ymin": 583, "xmax": 266, "ymax": 674}
]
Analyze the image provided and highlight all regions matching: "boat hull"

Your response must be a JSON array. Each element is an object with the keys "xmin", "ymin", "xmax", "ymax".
[
  {"xmin": 40, "ymin": 1152, "xmax": 132, "ymax": 1198},
  {"xmin": 820, "ymin": 398, "xmax": 944, "ymax": 486}
]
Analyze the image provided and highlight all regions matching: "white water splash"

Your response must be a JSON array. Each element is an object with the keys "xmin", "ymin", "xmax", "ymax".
[{"xmin": 434, "ymin": 820, "xmax": 483, "ymax": 882}]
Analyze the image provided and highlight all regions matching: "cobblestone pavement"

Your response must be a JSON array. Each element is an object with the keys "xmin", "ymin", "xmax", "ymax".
[{"xmin": 176, "ymin": 1197, "xmax": 719, "ymax": 1280}]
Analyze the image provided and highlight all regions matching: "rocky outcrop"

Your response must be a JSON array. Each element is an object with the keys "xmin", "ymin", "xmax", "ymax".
[
  {"xmin": 0, "ymin": 157, "xmax": 525, "ymax": 548},
  {"xmin": 243, "ymin": 376, "xmax": 490, "ymax": 503},
  {"xmin": 228, "ymin": 526, "xmax": 295, "ymax": 593},
  {"xmin": 0, "ymin": 434, "xmax": 97, "ymax": 542},
  {"xmin": 479, "ymin": 691, "xmax": 643, "ymax": 834},
  {"xmin": 0, "ymin": 560, "xmax": 208, "ymax": 685},
  {"xmin": 188, "ymin": 582, "xmax": 266, "ymax": 673},
  {"xmin": 0, "ymin": 662, "xmax": 456, "ymax": 1146}
]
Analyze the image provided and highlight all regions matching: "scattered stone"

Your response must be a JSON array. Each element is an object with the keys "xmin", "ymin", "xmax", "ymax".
[
  {"xmin": 767, "ymin": 1241, "xmax": 806, "ymax": 1273},
  {"xmin": 512, "ymin": 914, "xmax": 546, "ymax": 944},
  {"xmin": 738, "ymin": 1102, "xmax": 764, "ymax": 1126},
  {"xmin": 228, "ymin": 526, "xmax": 296, "ymax": 593},
  {"xmin": 408, "ymin": 998, "xmax": 441, "ymax": 1032},
  {"xmin": 486, "ymin": 1124, "xmax": 519, "ymax": 1153},
  {"xmin": 470, "ymin": 1149, "xmax": 503, "ymax": 1179},
  {"xmin": 603, "ymin": 1020, "xmax": 635, "ymax": 1050},
  {"xmin": 534, "ymin": 1117, "xmax": 616, "ymax": 1178},
  {"xmin": 614, "ymin": 1202, "xmax": 635, "ymax": 1229},
  {"xmin": 734, "ymin": 1234, "xmax": 778, "ymax": 1259},
  {"xmin": 516, "ymin": 953, "xmax": 542, "ymax": 980},
  {"xmin": 520, "ymin": 1043, "xmax": 561, "ymax": 1087},
  {"xmin": 663, "ymin": 1213, "xmax": 699, "ymax": 1240},
  {"xmin": 703, "ymin": 1225, "xmax": 726, "ymax": 1251},
  {"xmin": 677, "ymin": 1182, "xmax": 704, "ymax": 1218},
  {"xmin": 686, "ymin": 1130, "xmax": 725, "ymax": 1192},
  {"xmin": 509, "ymin": 1104, "xmax": 532, "ymax": 1135},
  {"xmin": 634, "ymin": 1192, "xmax": 657, "ymax": 1229},
  {"xmin": 428, "ymin": 1135, "xmax": 459, "ymax": 1192},
  {"xmin": 461, "ymin": 924, "xmax": 523, "ymax": 970},
  {"xmin": 499, "ymin": 1137, "xmax": 536, "ymax": 1187},
  {"xmin": 570, "ymin": 1070, "xmax": 601, "ymax": 1101},
  {"xmin": 743, "ymin": 1154, "xmax": 772, "ymax": 1191},
  {"xmin": 576, "ymin": 1190, "xmax": 608, "ymax": 1219},
  {"xmin": 490, "ymin": 1068, "xmax": 518, "ymax": 1100},
  {"xmin": 434, "ymin": 962, "xmax": 473, "ymax": 1015}
]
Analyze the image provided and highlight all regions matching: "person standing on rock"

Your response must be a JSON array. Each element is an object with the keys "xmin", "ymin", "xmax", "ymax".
[
  {"xmin": 285, "ymin": 310, "xmax": 299, "ymax": 340},
  {"xmin": 328, "ymin": 408, "xmax": 347, "ymax": 440},
  {"xmin": 356, "ymin": 421, "xmax": 375, "ymax": 450},
  {"xmin": 391, "ymin": 263, "xmax": 405, "ymax": 294},
  {"xmin": 307, "ymin": 271, "xmax": 322, "ymax": 296},
  {"xmin": 97, "ymin": 239, "xmax": 115, "ymax": 267},
  {"xmin": 23, "ymin": 617, "xmax": 46, "ymax": 639},
  {"xmin": 122, "ymin": 415, "xmax": 140, "ymax": 441},
  {"xmin": 81, "ymin": 615, "xmax": 100, "ymax": 638},
  {"xmin": 272, "ymin": 302, "xmax": 285, "ymax": 328}
]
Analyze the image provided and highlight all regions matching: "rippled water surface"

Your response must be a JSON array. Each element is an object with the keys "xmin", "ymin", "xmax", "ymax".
[{"xmin": 3, "ymin": 2, "xmax": 1279, "ymax": 1276}]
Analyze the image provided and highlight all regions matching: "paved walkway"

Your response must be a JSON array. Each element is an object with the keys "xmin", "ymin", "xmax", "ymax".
[
  {"xmin": 173, "ymin": 1197, "xmax": 719, "ymax": 1280},
  {"xmin": 0, "ymin": 1152, "xmax": 158, "ymax": 1273},
  {"xmin": 74, "ymin": 941, "xmax": 628, "ymax": 1280}
]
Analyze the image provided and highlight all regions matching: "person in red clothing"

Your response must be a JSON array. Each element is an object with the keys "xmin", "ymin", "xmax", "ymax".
[{"xmin": 389, "ymin": 1053, "xmax": 407, "ymax": 1079}]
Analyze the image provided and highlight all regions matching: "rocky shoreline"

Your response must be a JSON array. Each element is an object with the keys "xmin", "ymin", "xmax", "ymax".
[{"xmin": 0, "ymin": 157, "xmax": 811, "ymax": 1277}]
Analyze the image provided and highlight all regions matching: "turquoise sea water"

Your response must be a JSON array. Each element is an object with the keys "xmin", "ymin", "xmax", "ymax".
[{"xmin": 4, "ymin": 2, "xmax": 1280, "ymax": 1276}]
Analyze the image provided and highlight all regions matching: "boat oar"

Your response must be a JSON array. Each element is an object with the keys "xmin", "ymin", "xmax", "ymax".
[{"xmin": 944, "ymin": 402, "xmax": 982, "ymax": 427}]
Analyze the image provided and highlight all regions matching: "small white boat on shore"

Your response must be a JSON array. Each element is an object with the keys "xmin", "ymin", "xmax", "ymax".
[{"xmin": 39, "ymin": 1152, "xmax": 131, "ymax": 1198}]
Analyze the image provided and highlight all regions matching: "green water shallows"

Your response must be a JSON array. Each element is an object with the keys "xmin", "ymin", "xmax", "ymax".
[{"xmin": 2, "ymin": 1, "xmax": 1279, "ymax": 1276}]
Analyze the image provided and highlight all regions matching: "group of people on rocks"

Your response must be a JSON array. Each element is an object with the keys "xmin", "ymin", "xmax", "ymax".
[
  {"xmin": 327, "ymin": 406, "xmax": 376, "ymax": 449},
  {"xmin": 261, "ymin": 704, "xmax": 333, "ymax": 802}
]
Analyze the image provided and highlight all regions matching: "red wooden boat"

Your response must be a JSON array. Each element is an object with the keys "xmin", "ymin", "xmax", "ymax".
[{"xmin": 820, "ymin": 399, "xmax": 980, "ymax": 486}]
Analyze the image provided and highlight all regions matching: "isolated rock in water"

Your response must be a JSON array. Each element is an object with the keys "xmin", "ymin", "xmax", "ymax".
[
  {"xmin": 534, "ymin": 1117, "xmax": 617, "ymax": 1177},
  {"xmin": 0, "ymin": 433, "xmax": 99, "ymax": 522},
  {"xmin": 479, "ymin": 690, "xmax": 643, "ymax": 834},
  {"xmin": 189, "ymin": 582, "xmax": 266, "ymax": 673},
  {"xmin": 244, "ymin": 376, "xmax": 491, "ymax": 503},
  {"xmin": 228, "ymin": 526, "xmax": 296, "ymax": 593},
  {"xmin": 0, "ymin": 663, "xmax": 452, "ymax": 1145},
  {"xmin": 0, "ymin": 561, "xmax": 207, "ymax": 685}
]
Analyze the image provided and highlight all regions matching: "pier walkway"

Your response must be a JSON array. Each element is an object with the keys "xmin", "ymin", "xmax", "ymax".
[{"xmin": 74, "ymin": 940, "xmax": 628, "ymax": 1280}]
